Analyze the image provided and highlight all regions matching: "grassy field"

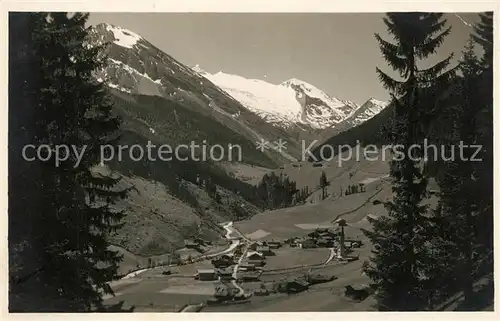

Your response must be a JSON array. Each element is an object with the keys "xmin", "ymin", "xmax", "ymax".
[
  {"xmin": 234, "ymin": 182, "xmax": 392, "ymax": 241},
  {"xmin": 263, "ymin": 248, "xmax": 330, "ymax": 270}
]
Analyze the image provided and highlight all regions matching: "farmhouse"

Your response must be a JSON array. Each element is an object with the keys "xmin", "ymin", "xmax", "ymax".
[
  {"xmin": 307, "ymin": 231, "xmax": 317, "ymax": 238},
  {"xmin": 185, "ymin": 240, "xmax": 200, "ymax": 250},
  {"xmin": 316, "ymin": 238, "xmax": 334, "ymax": 248},
  {"xmin": 195, "ymin": 268, "xmax": 217, "ymax": 281},
  {"xmin": 289, "ymin": 238, "xmax": 302, "ymax": 247},
  {"xmin": 248, "ymin": 260, "xmax": 266, "ymax": 267},
  {"xmin": 193, "ymin": 237, "xmax": 209, "ymax": 246},
  {"xmin": 256, "ymin": 246, "xmax": 275, "ymax": 256},
  {"xmin": 211, "ymin": 255, "xmax": 234, "ymax": 268},
  {"xmin": 298, "ymin": 238, "xmax": 316, "ymax": 249},
  {"xmin": 267, "ymin": 241, "xmax": 282, "ymax": 249},
  {"xmin": 217, "ymin": 267, "xmax": 234, "ymax": 281},
  {"xmin": 247, "ymin": 252, "xmax": 266, "ymax": 267},
  {"xmin": 239, "ymin": 271, "xmax": 262, "ymax": 282},
  {"xmin": 214, "ymin": 284, "xmax": 240, "ymax": 301},
  {"xmin": 344, "ymin": 240, "xmax": 363, "ymax": 248},
  {"xmin": 249, "ymin": 241, "xmax": 267, "ymax": 251},
  {"xmin": 246, "ymin": 251, "xmax": 264, "ymax": 260},
  {"xmin": 285, "ymin": 277, "xmax": 310, "ymax": 293},
  {"xmin": 239, "ymin": 263, "xmax": 256, "ymax": 271}
]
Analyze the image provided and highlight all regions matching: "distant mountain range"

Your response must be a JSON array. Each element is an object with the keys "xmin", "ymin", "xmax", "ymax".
[
  {"xmin": 89, "ymin": 23, "xmax": 388, "ymax": 140},
  {"xmin": 192, "ymin": 66, "xmax": 389, "ymax": 131}
]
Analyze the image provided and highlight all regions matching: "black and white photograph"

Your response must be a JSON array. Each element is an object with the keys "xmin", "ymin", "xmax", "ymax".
[{"xmin": 6, "ymin": 1, "xmax": 496, "ymax": 314}]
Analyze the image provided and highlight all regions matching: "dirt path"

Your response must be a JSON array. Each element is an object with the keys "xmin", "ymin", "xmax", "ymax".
[
  {"xmin": 330, "ymin": 187, "xmax": 384, "ymax": 223},
  {"xmin": 217, "ymin": 221, "xmax": 252, "ymax": 297},
  {"xmin": 324, "ymin": 248, "xmax": 337, "ymax": 265}
]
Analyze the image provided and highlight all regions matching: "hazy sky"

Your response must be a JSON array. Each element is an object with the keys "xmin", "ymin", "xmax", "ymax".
[{"xmin": 87, "ymin": 13, "xmax": 481, "ymax": 105}]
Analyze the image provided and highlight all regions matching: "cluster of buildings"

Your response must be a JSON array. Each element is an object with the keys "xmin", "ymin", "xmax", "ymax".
[
  {"xmin": 194, "ymin": 266, "xmax": 234, "ymax": 281},
  {"xmin": 285, "ymin": 228, "xmax": 337, "ymax": 249},
  {"xmin": 282, "ymin": 227, "xmax": 363, "ymax": 262},
  {"xmin": 184, "ymin": 237, "xmax": 211, "ymax": 252},
  {"xmin": 194, "ymin": 240, "xmax": 283, "ymax": 284}
]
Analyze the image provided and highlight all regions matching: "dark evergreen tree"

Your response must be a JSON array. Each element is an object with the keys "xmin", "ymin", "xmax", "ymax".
[
  {"xmin": 471, "ymin": 12, "xmax": 494, "ymax": 263},
  {"xmin": 256, "ymin": 172, "xmax": 300, "ymax": 209},
  {"xmin": 9, "ymin": 12, "xmax": 52, "ymax": 311},
  {"xmin": 361, "ymin": 13, "xmax": 456, "ymax": 311},
  {"xmin": 9, "ymin": 12, "xmax": 129, "ymax": 312},
  {"xmin": 319, "ymin": 171, "xmax": 328, "ymax": 200},
  {"xmin": 435, "ymin": 38, "xmax": 485, "ymax": 305},
  {"xmin": 471, "ymin": 12, "xmax": 493, "ymax": 68}
]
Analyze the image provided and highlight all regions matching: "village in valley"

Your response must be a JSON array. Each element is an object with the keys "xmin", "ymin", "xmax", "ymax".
[
  {"xmin": 9, "ymin": 11, "xmax": 493, "ymax": 313},
  {"xmin": 103, "ymin": 161, "xmax": 383, "ymax": 312},
  {"xmin": 99, "ymin": 148, "xmax": 417, "ymax": 312}
]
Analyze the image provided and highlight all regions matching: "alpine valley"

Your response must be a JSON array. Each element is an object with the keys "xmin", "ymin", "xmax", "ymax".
[{"xmin": 84, "ymin": 23, "xmax": 389, "ymax": 268}]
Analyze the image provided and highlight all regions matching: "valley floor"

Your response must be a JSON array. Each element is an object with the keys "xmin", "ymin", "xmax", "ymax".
[
  {"xmin": 102, "ymin": 158, "xmax": 491, "ymax": 312},
  {"xmin": 103, "ymin": 166, "xmax": 390, "ymax": 312}
]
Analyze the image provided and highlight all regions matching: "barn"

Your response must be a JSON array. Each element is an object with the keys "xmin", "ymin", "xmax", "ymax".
[{"xmin": 195, "ymin": 268, "xmax": 217, "ymax": 281}]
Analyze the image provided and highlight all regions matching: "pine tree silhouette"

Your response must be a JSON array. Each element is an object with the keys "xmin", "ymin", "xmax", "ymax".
[{"xmin": 361, "ymin": 13, "xmax": 456, "ymax": 311}]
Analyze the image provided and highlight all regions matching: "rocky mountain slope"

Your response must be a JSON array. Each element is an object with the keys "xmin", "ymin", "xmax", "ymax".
[
  {"xmin": 88, "ymin": 23, "xmax": 305, "ymax": 161},
  {"xmin": 97, "ymin": 90, "xmax": 272, "ymax": 257},
  {"xmin": 317, "ymin": 98, "xmax": 389, "ymax": 142}
]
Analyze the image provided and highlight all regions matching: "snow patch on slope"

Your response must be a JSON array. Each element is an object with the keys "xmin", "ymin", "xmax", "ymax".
[
  {"xmin": 108, "ymin": 58, "xmax": 161, "ymax": 84},
  {"xmin": 108, "ymin": 82, "xmax": 132, "ymax": 94},
  {"xmin": 105, "ymin": 24, "xmax": 142, "ymax": 49}
]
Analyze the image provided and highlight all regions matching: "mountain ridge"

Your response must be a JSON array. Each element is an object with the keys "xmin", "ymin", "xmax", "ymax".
[
  {"xmin": 193, "ymin": 65, "xmax": 374, "ymax": 130},
  {"xmin": 88, "ymin": 22, "xmax": 389, "ymax": 160}
]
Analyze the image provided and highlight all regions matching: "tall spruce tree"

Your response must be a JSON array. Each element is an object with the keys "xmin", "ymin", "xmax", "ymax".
[
  {"xmin": 472, "ymin": 12, "xmax": 493, "ymax": 68},
  {"xmin": 9, "ymin": 12, "xmax": 129, "ymax": 311},
  {"xmin": 9, "ymin": 12, "xmax": 52, "ymax": 311},
  {"xmin": 320, "ymin": 171, "xmax": 328, "ymax": 200},
  {"xmin": 361, "ymin": 13, "xmax": 456, "ymax": 311},
  {"xmin": 433, "ymin": 38, "xmax": 484, "ymax": 306},
  {"xmin": 471, "ymin": 12, "xmax": 494, "ymax": 264}
]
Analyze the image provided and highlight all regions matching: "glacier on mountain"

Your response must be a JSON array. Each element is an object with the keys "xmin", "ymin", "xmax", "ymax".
[{"xmin": 193, "ymin": 66, "xmax": 360, "ymax": 129}]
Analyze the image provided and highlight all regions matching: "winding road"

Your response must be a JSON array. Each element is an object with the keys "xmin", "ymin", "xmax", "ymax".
[{"xmin": 221, "ymin": 221, "xmax": 251, "ymax": 297}]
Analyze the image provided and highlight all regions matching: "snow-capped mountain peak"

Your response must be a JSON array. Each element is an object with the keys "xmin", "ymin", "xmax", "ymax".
[
  {"xmin": 103, "ymin": 24, "xmax": 143, "ymax": 49},
  {"xmin": 333, "ymin": 97, "xmax": 389, "ymax": 130},
  {"xmin": 281, "ymin": 78, "xmax": 345, "ymax": 107},
  {"xmin": 195, "ymin": 68, "xmax": 359, "ymax": 129}
]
